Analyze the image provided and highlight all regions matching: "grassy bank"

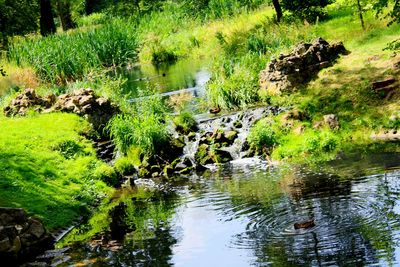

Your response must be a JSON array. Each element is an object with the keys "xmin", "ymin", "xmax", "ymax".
[{"xmin": 0, "ymin": 113, "xmax": 112, "ymax": 230}]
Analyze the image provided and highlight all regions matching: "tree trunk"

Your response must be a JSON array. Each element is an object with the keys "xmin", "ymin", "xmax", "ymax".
[
  {"xmin": 85, "ymin": 0, "xmax": 96, "ymax": 15},
  {"xmin": 56, "ymin": 0, "xmax": 76, "ymax": 31},
  {"xmin": 357, "ymin": 0, "xmax": 365, "ymax": 30},
  {"xmin": 40, "ymin": 0, "xmax": 56, "ymax": 36},
  {"xmin": 272, "ymin": 0, "xmax": 283, "ymax": 23}
]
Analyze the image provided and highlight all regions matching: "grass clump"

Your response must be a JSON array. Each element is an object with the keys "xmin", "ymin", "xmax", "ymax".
[
  {"xmin": 247, "ymin": 118, "xmax": 278, "ymax": 154},
  {"xmin": 0, "ymin": 113, "xmax": 111, "ymax": 229},
  {"xmin": 173, "ymin": 111, "xmax": 198, "ymax": 134},
  {"xmin": 107, "ymin": 95, "xmax": 170, "ymax": 157},
  {"xmin": 8, "ymin": 19, "xmax": 139, "ymax": 84}
]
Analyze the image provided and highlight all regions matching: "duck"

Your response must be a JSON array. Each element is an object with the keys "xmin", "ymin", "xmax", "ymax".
[
  {"xmin": 209, "ymin": 106, "xmax": 221, "ymax": 114},
  {"xmin": 294, "ymin": 219, "xmax": 315, "ymax": 229}
]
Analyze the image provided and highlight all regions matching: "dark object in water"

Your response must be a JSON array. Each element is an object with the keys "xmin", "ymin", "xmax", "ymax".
[
  {"xmin": 294, "ymin": 219, "xmax": 315, "ymax": 229},
  {"xmin": 209, "ymin": 106, "xmax": 221, "ymax": 114}
]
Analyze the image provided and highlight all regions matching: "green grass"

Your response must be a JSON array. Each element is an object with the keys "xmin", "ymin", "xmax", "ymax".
[{"xmin": 0, "ymin": 113, "xmax": 112, "ymax": 230}]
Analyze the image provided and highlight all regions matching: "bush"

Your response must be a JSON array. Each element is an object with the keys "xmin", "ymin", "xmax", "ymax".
[
  {"xmin": 107, "ymin": 95, "xmax": 170, "ymax": 157},
  {"xmin": 173, "ymin": 111, "xmax": 198, "ymax": 134},
  {"xmin": 114, "ymin": 157, "xmax": 136, "ymax": 176},
  {"xmin": 93, "ymin": 164, "xmax": 119, "ymax": 187},
  {"xmin": 247, "ymin": 119, "xmax": 277, "ymax": 150},
  {"xmin": 9, "ymin": 19, "xmax": 139, "ymax": 83},
  {"xmin": 281, "ymin": 0, "xmax": 333, "ymax": 21}
]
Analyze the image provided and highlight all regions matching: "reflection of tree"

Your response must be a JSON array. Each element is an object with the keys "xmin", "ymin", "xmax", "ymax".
[{"xmin": 63, "ymin": 188, "xmax": 178, "ymax": 266}]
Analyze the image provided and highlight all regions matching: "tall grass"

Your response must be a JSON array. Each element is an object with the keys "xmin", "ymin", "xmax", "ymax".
[
  {"xmin": 207, "ymin": 20, "xmax": 314, "ymax": 109},
  {"xmin": 8, "ymin": 19, "xmax": 139, "ymax": 84},
  {"xmin": 106, "ymin": 95, "xmax": 170, "ymax": 156}
]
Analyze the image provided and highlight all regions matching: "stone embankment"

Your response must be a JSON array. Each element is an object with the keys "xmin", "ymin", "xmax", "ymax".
[
  {"xmin": 4, "ymin": 88, "xmax": 118, "ymax": 132},
  {"xmin": 259, "ymin": 37, "xmax": 348, "ymax": 94},
  {"xmin": 0, "ymin": 208, "xmax": 54, "ymax": 265}
]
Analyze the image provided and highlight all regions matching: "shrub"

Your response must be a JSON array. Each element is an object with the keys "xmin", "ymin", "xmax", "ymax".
[
  {"xmin": 114, "ymin": 157, "xmax": 136, "ymax": 176},
  {"xmin": 281, "ymin": 0, "xmax": 333, "ymax": 21},
  {"xmin": 247, "ymin": 119, "xmax": 277, "ymax": 150},
  {"xmin": 173, "ymin": 111, "xmax": 198, "ymax": 134},
  {"xmin": 107, "ymin": 95, "xmax": 170, "ymax": 157},
  {"xmin": 93, "ymin": 164, "xmax": 119, "ymax": 187}
]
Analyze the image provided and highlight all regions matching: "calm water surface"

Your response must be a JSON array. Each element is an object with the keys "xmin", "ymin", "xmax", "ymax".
[{"xmin": 56, "ymin": 153, "xmax": 400, "ymax": 266}]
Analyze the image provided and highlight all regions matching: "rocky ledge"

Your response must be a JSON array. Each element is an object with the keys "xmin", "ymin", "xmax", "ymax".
[
  {"xmin": 0, "ymin": 207, "xmax": 54, "ymax": 265},
  {"xmin": 3, "ymin": 88, "xmax": 119, "ymax": 132},
  {"xmin": 259, "ymin": 37, "xmax": 349, "ymax": 94}
]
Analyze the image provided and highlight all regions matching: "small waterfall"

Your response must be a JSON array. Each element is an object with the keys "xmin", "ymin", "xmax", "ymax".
[{"xmin": 179, "ymin": 106, "xmax": 281, "ymax": 166}]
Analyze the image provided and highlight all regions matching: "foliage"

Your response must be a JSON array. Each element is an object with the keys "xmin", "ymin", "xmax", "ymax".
[
  {"xmin": 107, "ymin": 95, "xmax": 169, "ymax": 157},
  {"xmin": 114, "ymin": 156, "xmax": 136, "ymax": 176},
  {"xmin": 8, "ymin": 19, "xmax": 139, "ymax": 83},
  {"xmin": 181, "ymin": 0, "xmax": 266, "ymax": 19},
  {"xmin": 207, "ymin": 19, "xmax": 312, "ymax": 109},
  {"xmin": 173, "ymin": 111, "xmax": 198, "ymax": 134},
  {"xmin": 92, "ymin": 163, "xmax": 119, "ymax": 187},
  {"xmin": 0, "ymin": 0, "xmax": 39, "ymax": 46},
  {"xmin": 373, "ymin": 0, "xmax": 400, "ymax": 25},
  {"xmin": 281, "ymin": 0, "xmax": 334, "ymax": 21},
  {"xmin": 247, "ymin": 118, "xmax": 278, "ymax": 150}
]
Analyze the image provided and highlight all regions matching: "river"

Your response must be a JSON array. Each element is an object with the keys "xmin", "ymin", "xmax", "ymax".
[{"xmin": 34, "ymin": 153, "xmax": 400, "ymax": 266}]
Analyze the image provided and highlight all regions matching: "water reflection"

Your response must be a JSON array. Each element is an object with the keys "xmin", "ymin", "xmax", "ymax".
[
  {"xmin": 48, "ymin": 154, "xmax": 400, "ymax": 266},
  {"xmin": 115, "ymin": 59, "xmax": 210, "ymax": 98}
]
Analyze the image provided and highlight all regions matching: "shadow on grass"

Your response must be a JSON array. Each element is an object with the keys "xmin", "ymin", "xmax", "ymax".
[{"xmin": 0, "ymin": 151, "xmax": 88, "ymax": 230}]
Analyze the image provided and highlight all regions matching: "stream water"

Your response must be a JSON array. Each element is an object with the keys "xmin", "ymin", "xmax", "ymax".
[{"xmin": 35, "ymin": 153, "xmax": 400, "ymax": 267}]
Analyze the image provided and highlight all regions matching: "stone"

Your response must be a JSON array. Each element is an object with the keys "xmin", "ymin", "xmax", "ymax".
[
  {"xmin": 4, "ymin": 88, "xmax": 119, "ymax": 134},
  {"xmin": 0, "ymin": 208, "xmax": 54, "ymax": 265},
  {"xmin": 259, "ymin": 37, "xmax": 349, "ymax": 94},
  {"xmin": 323, "ymin": 114, "xmax": 339, "ymax": 130},
  {"xmin": 224, "ymin": 130, "xmax": 238, "ymax": 145}
]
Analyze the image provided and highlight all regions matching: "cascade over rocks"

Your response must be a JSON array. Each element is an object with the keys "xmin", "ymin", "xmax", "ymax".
[
  {"xmin": 259, "ymin": 37, "xmax": 349, "ymax": 94},
  {"xmin": 4, "ymin": 88, "xmax": 119, "ymax": 132},
  {"xmin": 0, "ymin": 207, "xmax": 54, "ymax": 265}
]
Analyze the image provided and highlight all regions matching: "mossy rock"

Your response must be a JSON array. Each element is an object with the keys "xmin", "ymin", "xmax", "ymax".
[
  {"xmin": 210, "ymin": 149, "xmax": 233, "ymax": 164},
  {"xmin": 224, "ymin": 130, "xmax": 238, "ymax": 144},
  {"xmin": 195, "ymin": 144, "xmax": 214, "ymax": 165}
]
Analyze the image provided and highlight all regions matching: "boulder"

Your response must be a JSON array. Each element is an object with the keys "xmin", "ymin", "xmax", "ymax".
[
  {"xmin": 323, "ymin": 114, "xmax": 339, "ymax": 130},
  {"xmin": 259, "ymin": 37, "xmax": 349, "ymax": 94},
  {"xmin": 0, "ymin": 208, "xmax": 54, "ymax": 265}
]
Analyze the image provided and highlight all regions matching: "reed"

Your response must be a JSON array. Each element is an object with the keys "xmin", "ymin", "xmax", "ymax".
[{"xmin": 8, "ymin": 19, "xmax": 139, "ymax": 84}]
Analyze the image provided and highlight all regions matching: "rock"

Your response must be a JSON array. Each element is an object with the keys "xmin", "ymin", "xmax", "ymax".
[
  {"xmin": 259, "ymin": 37, "xmax": 349, "ymax": 94},
  {"xmin": 233, "ymin": 120, "xmax": 243, "ymax": 129},
  {"xmin": 224, "ymin": 130, "xmax": 238, "ymax": 143},
  {"xmin": 3, "ymin": 89, "xmax": 56, "ymax": 116},
  {"xmin": 211, "ymin": 149, "xmax": 233, "ymax": 163},
  {"xmin": 371, "ymin": 77, "xmax": 398, "ymax": 99},
  {"xmin": 0, "ymin": 208, "xmax": 54, "ymax": 265},
  {"xmin": 323, "ymin": 114, "xmax": 339, "ymax": 130},
  {"xmin": 3, "ymin": 88, "xmax": 119, "ymax": 134},
  {"xmin": 195, "ymin": 144, "xmax": 214, "ymax": 165}
]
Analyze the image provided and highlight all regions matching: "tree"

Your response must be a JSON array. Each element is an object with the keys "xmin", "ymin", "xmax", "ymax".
[
  {"xmin": 374, "ymin": 0, "xmax": 400, "ymax": 25},
  {"xmin": 55, "ymin": 0, "xmax": 76, "ymax": 31},
  {"xmin": 356, "ymin": 0, "xmax": 365, "ymax": 30},
  {"xmin": 40, "ymin": 0, "xmax": 56, "ymax": 36},
  {"xmin": 271, "ymin": 0, "xmax": 283, "ymax": 22},
  {"xmin": 0, "ymin": 0, "xmax": 39, "ymax": 48},
  {"xmin": 281, "ymin": 0, "xmax": 334, "ymax": 21}
]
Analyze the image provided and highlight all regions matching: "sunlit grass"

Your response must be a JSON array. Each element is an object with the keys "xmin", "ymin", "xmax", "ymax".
[{"xmin": 0, "ymin": 113, "xmax": 112, "ymax": 229}]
